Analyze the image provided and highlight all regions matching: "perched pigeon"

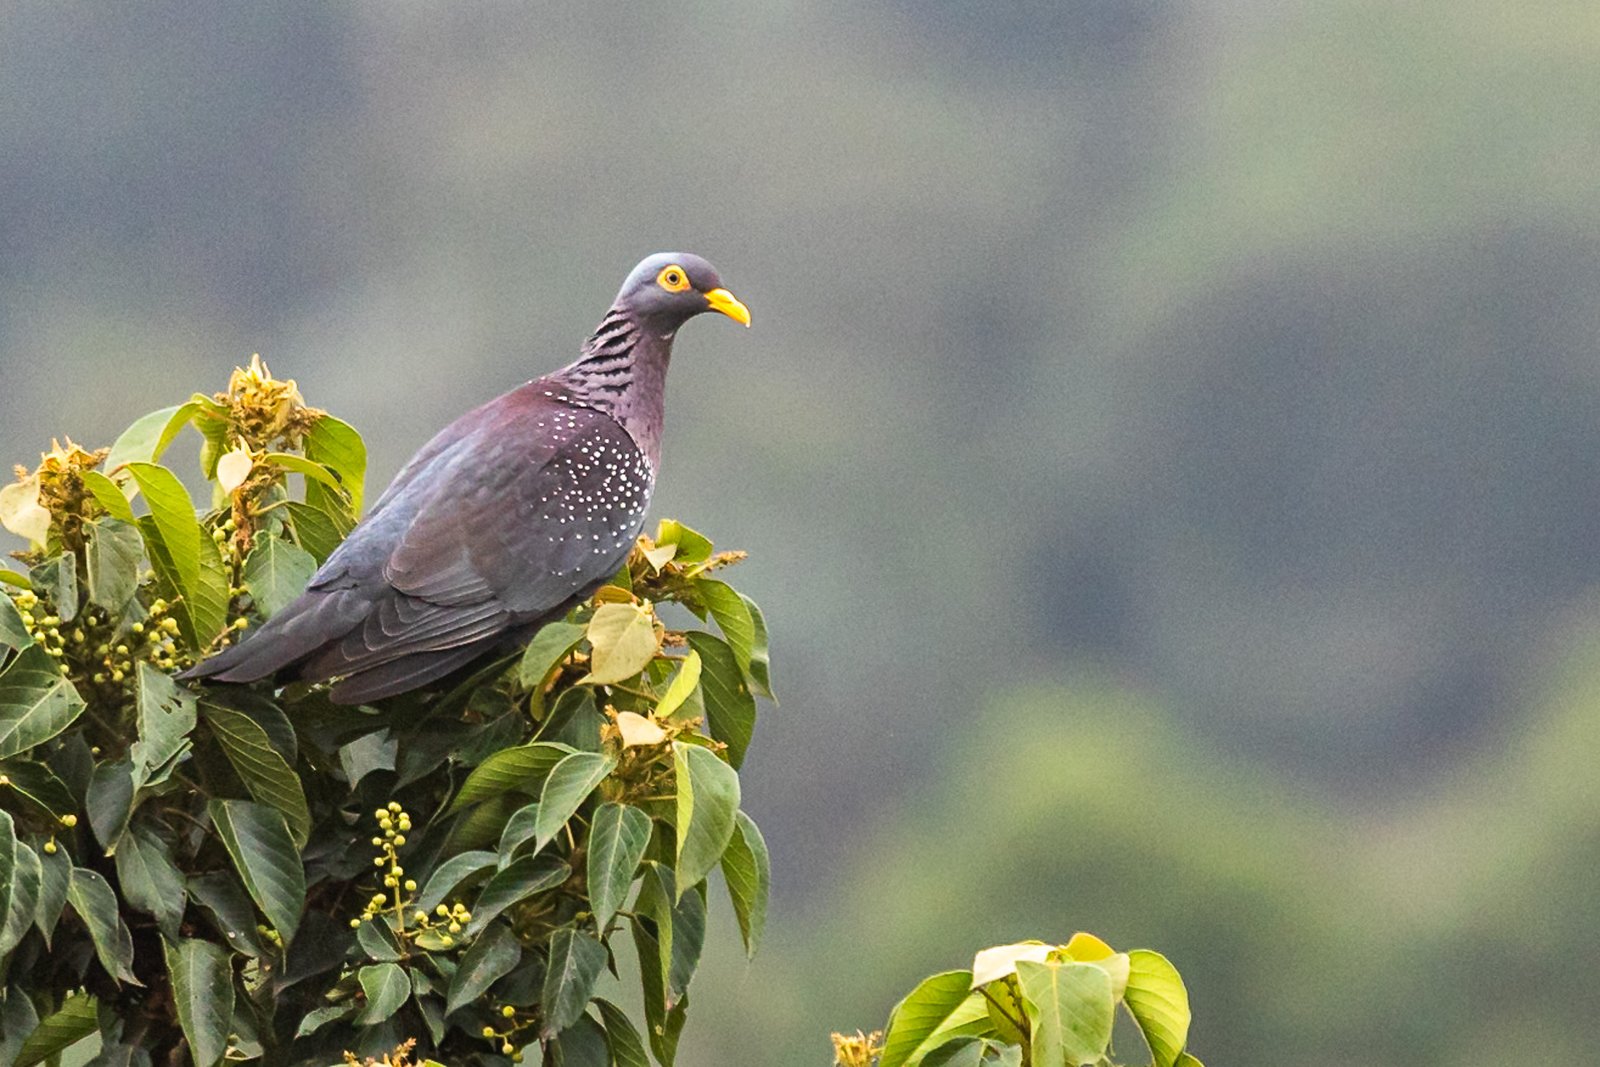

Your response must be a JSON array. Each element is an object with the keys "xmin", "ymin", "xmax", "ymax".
[{"xmin": 182, "ymin": 253, "xmax": 749, "ymax": 703}]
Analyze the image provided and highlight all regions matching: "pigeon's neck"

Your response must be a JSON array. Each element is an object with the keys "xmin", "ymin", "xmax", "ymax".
[{"xmin": 554, "ymin": 306, "xmax": 673, "ymax": 467}]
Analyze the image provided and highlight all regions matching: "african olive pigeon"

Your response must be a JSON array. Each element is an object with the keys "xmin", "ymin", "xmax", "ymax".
[{"xmin": 181, "ymin": 253, "xmax": 749, "ymax": 703}]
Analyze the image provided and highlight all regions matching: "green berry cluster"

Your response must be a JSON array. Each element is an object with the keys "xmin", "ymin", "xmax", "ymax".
[
  {"xmin": 479, "ymin": 1003, "xmax": 528, "ymax": 1062},
  {"xmin": 348, "ymin": 802, "xmax": 474, "ymax": 949}
]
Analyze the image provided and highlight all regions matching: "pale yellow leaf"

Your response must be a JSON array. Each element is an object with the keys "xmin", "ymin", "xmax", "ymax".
[
  {"xmin": 216, "ymin": 447, "xmax": 254, "ymax": 493},
  {"xmin": 581, "ymin": 602, "xmax": 660, "ymax": 685},
  {"xmin": 971, "ymin": 941, "xmax": 1052, "ymax": 988},
  {"xmin": 642, "ymin": 542, "xmax": 678, "ymax": 572},
  {"xmin": 0, "ymin": 477, "xmax": 51, "ymax": 545},
  {"xmin": 616, "ymin": 711, "xmax": 669, "ymax": 748}
]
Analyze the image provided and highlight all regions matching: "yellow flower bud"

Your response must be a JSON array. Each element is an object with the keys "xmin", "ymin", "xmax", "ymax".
[
  {"xmin": 501, "ymin": 1004, "xmax": 516, "ymax": 1019},
  {"xmin": 59, "ymin": 814, "xmax": 77, "ymax": 828}
]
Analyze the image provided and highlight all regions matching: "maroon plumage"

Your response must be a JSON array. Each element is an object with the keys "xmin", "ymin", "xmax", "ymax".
[{"xmin": 181, "ymin": 253, "xmax": 748, "ymax": 703}]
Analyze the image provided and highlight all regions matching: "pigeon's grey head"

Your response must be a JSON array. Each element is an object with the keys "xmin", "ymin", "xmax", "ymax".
[{"xmin": 614, "ymin": 252, "xmax": 751, "ymax": 331}]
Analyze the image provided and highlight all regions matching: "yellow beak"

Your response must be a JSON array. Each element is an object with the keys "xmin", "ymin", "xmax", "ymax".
[{"xmin": 704, "ymin": 287, "xmax": 752, "ymax": 327}]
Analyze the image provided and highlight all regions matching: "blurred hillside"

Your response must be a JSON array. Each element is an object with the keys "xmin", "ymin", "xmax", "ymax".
[{"xmin": 3, "ymin": 2, "xmax": 1599, "ymax": 1063}]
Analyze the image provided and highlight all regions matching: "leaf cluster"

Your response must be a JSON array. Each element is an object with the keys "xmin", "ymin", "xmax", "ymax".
[
  {"xmin": 0, "ymin": 361, "xmax": 774, "ymax": 1066},
  {"xmin": 842, "ymin": 933, "xmax": 1203, "ymax": 1067}
]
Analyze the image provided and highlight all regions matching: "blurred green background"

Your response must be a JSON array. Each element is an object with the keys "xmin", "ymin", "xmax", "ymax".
[{"xmin": 4, "ymin": 3, "xmax": 1599, "ymax": 1064}]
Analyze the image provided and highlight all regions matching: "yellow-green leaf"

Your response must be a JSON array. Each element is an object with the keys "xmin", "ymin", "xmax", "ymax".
[
  {"xmin": 1124, "ymin": 949, "xmax": 1192, "ymax": 1067},
  {"xmin": 582, "ymin": 602, "xmax": 659, "ymax": 685}
]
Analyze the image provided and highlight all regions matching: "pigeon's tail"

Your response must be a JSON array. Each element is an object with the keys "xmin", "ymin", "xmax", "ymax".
[{"xmin": 177, "ymin": 587, "xmax": 369, "ymax": 686}]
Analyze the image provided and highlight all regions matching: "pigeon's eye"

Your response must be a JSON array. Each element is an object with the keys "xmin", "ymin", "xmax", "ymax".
[{"xmin": 657, "ymin": 266, "xmax": 690, "ymax": 293}]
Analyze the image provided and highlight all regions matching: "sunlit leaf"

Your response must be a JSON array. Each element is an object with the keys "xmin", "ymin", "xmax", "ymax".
[
  {"xmin": 655, "ymin": 520, "xmax": 713, "ymax": 565},
  {"xmin": 719, "ymin": 810, "xmax": 770, "ymax": 959},
  {"xmin": 695, "ymin": 579, "xmax": 755, "ymax": 673},
  {"xmin": 0, "ymin": 477, "xmax": 50, "ymax": 546},
  {"xmin": 80, "ymin": 470, "xmax": 136, "ymax": 521},
  {"xmin": 971, "ymin": 942, "xmax": 1052, "ymax": 988},
  {"xmin": 673, "ymin": 742, "xmax": 739, "ymax": 899},
  {"xmin": 1015, "ymin": 960, "xmax": 1114, "ymax": 1067},
  {"xmin": 581, "ymin": 602, "xmax": 659, "ymax": 685},
  {"xmin": 518, "ymin": 620, "xmax": 586, "ymax": 692},
  {"xmin": 449, "ymin": 741, "xmax": 574, "ymax": 813},
  {"xmin": 615, "ymin": 711, "xmax": 668, "ymax": 748},
  {"xmin": 878, "ymin": 970, "xmax": 981, "ymax": 1067},
  {"xmin": 215, "ymin": 447, "xmax": 254, "ymax": 494},
  {"xmin": 1123, "ymin": 949, "xmax": 1192, "ymax": 1067},
  {"xmin": 653, "ymin": 651, "xmax": 701, "ymax": 721},
  {"xmin": 305, "ymin": 414, "xmax": 368, "ymax": 513},
  {"xmin": 241, "ymin": 533, "xmax": 316, "ymax": 619}
]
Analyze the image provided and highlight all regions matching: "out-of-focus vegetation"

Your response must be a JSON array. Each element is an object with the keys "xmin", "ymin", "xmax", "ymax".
[{"xmin": 3, "ymin": 2, "xmax": 1599, "ymax": 1064}]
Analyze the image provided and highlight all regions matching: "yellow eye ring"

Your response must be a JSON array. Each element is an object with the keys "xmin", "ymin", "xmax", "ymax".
[{"xmin": 657, "ymin": 265, "xmax": 690, "ymax": 292}]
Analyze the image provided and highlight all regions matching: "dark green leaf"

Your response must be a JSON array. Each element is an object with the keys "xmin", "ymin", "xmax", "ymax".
[
  {"xmin": 468, "ymin": 854, "xmax": 569, "ymax": 933},
  {"xmin": 673, "ymin": 743, "xmax": 740, "ymax": 897},
  {"xmin": 540, "ymin": 927, "xmax": 608, "ymax": 1038},
  {"xmin": 67, "ymin": 867, "xmax": 140, "ymax": 985},
  {"xmin": 356, "ymin": 916, "xmax": 404, "ymax": 962},
  {"xmin": 0, "ymin": 594, "xmax": 32, "ymax": 653},
  {"xmin": 445, "ymin": 921, "xmax": 520, "ymax": 1016},
  {"xmin": 84, "ymin": 519, "xmax": 142, "ymax": 613},
  {"xmin": 305, "ymin": 414, "xmax": 368, "ymax": 512},
  {"xmin": 86, "ymin": 757, "xmax": 135, "ymax": 851},
  {"xmin": 294, "ymin": 1003, "xmax": 356, "ymax": 1038},
  {"xmin": 0, "ymin": 812, "xmax": 21, "ymax": 953},
  {"xmin": 630, "ymin": 917, "xmax": 687, "ymax": 1066},
  {"xmin": 517, "ymin": 620, "xmax": 586, "ymax": 692},
  {"xmin": 338, "ymin": 729, "xmax": 396, "ymax": 789},
  {"xmin": 551, "ymin": 1014, "xmax": 608, "ymax": 1067},
  {"xmin": 666, "ymin": 883, "xmax": 706, "ymax": 1002},
  {"xmin": 0, "ymin": 645, "xmax": 85, "ymax": 758},
  {"xmin": 241, "ymin": 534, "xmax": 317, "ymax": 619},
  {"xmin": 0, "ymin": 983, "xmax": 40, "ymax": 1067},
  {"xmin": 28, "ymin": 557, "xmax": 77, "ymax": 624},
  {"xmin": 684, "ymin": 633, "xmax": 755, "ymax": 768},
  {"xmin": 415, "ymin": 850, "xmax": 498, "ymax": 913},
  {"xmin": 356, "ymin": 962, "xmax": 409, "ymax": 1025},
  {"xmin": 283, "ymin": 501, "xmax": 349, "ymax": 563},
  {"xmin": 1016, "ymin": 960, "xmax": 1114, "ymax": 1067},
  {"xmin": 164, "ymin": 938, "xmax": 234, "ymax": 1067},
  {"xmin": 115, "ymin": 825, "xmax": 186, "ymax": 941},
  {"xmin": 0, "ymin": 759, "xmax": 76, "ymax": 822},
  {"xmin": 449, "ymin": 741, "xmax": 574, "ymax": 813},
  {"xmin": 208, "ymin": 799, "xmax": 306, "ymax": 941},
  {"xmin": 34, "ymin": 844, "xmax": 70, "ymax": 946},
  {"xmin": 720, "ymin": 810, "xmax": 770, "ymax": 959},
  {"xmin": 587, "ymin": 803, "xmax": 651, "ymax": 931},
  {"xmin": 694, "ymin": 579, "xmax": 754, "ymax": 674},
  {"xmin": 878, "ymin": 971, "xmax": 980, "ymax": 1067},
  {"xmin": 132, "ymin": 663, "xmax": 196, "ymax": 788},
  {"xmin": 595, "ymin": 998, "xmax": 651, "ymax": 1067},
  {"xmin": 186, "ymin": 872, "xmax": 267, "ymax": 957},
  {"xmin": 496, "ymin": 801, "xmax": 542, "ymax": 860},
  {"xmin": 921, "ymin": 1039, "xmax": 986, "ymax": 1067},
  {"xmin": 12, "ymin": 993, "xmax": 98, "ymax": 1067},
  {"xmin": 1123, "ymin": 949, "xmax": 1191, "ymax": 1067},
  {"xmin": 534, "ymin": 751, "xmax": 617, "ymax": 852},
  {"xmin": 202, "ymin": 704, "xmax": 310, "ymax": 847}
]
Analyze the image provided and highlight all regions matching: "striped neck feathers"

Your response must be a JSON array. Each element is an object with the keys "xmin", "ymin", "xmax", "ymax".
[{"xmin": 554, "ymin": 306, "xmax": 674, "ymax": 464}]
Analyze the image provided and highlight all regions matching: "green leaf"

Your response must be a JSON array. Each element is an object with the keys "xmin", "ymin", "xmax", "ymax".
[
  {"xmin": 339, "ymin": 729, "xmax": 397, "ymax": 789},
  {"xmin": 496, "ymin": 800, "xmax": 542, "ymax": 858},
  {"xmin": 283, "ymin": 501, "xmax": 349, "ymax": 563},
  {"xmin": 449, "ymin": 741, "xmax": 574, "ymax": 813},
  {"xmin": 719, "ymin": 810, "xmax": 770, "ymax": 959},
  {"xmin": 533, "ymin": 751, "xmax": 617, "ymax": 852},
  {"xmin": 132, "ymin": 663, "xmax": 196, "ymax": 788},
  {"xmin": 653, "ymin": 652, "xmax": 701, "ymax": 721},
  {"xmin": 67, "ymin": 867, "xmax": 140, "ymax": 985},
  {"xmin": 294, "ymin": 1003, "xmax": 356, "ymax": 1038},
  {"xmin": 582, "ymin": 603, "xmax": 660, "ymax": 686},
  {"xmin": 666, "ymin": 881, "xmax": 706, "ymax": 1001},
  {"xmin": 86, "ymin": 757, "xmax": 135, "ymax": 850},
  {"xmin": 164, "ymin": 938, "xmax": 234, "ymax": 1067},
  {"xmin": 518, "ymin": 620, "xmax": 586, "ymax": 691},
  {"xmin": 551, "ymin": 1014, "xmax": 609, "ymax": 1067},
  {"xmin": 879, "ymin": 971, "xmax": 981, "ymax": 1067},
  {"xmin": 540, "ymin": 927, "xmax": 608, "ymax": 1038},
  {"xmin": 80, "ymin": 470, "xmax": 136, "ymax": 523},
  {"xmin": 208, "ymin": 799, "xmax": 306, "ymax": 941},
  {"xmin": 415, "ymin": 850, "xmax": 498, "ymax": 913},
  {"xmin": 595, "ymin": 998, "xmax": 651, "ymax": 1067},
  {"xmin": 0, "ymin": 983, "xmax": 39, "ymax": 1067},
  {"xmin": 186, "ymin": 872, "xmax": 267, "ymax": 957},
  {"xmin": 694, "ymin": 579, "xmax": 754, "ymax": 673},
  {"xmin": 305, "ymin": 414, "xmax": 368, "ymax": 513},
  {"xmin": 684, "ymin": 633, "xmax": 756, "ymax": 769},
  {"xmin": 0, "ymin": 646, "xmax": 84, "ymax": 758},
  {"xmin": 84, "ymin": 519, "xmax": 143, "ymax": 612},
  {"xmin": 587, "ymin": 802, "xmax": 651, "ymax": 931},
  {"xmin": 673, "ymin": 742, "xmax": 739, "ymax": 897},
  {"xmin": 1123, "ymin": 950, "xmax": 1192, "ymax": 1067},
  {"xmin": 260, "ymin": 452, "xmax": 347, "ymax": 495},
  {"xmin": 105, "ymin": 403, "xmax": 192, "ymax": 472},
  {"xmin": 115, "ymin": 825, "xmax": 186, "ymax": 941},
  {"xmin": 1015, "ymin": 960, "xmax": 1114, "ymax": 1067},
  {"xmin": 356, "ymin": 962, "xmax": 409, "ymax": 1025},
  {"xmin": 468, "ymin": 853, "xmax": 569, "ymax": 933},
  {"xmin": 356, "ymin": 916, "xmax": 404, "ymax": 962},
  {"xmin": 27, "ymin": 557, "xmax": 76, "ymax": 624},
  {"xmin": 202, "ymin": 703, "xmax": 311, "ymax": 847},
  {"xmin": 0, "ymin": 812, "xmax": 24, "ymax": 954},
  {"xmin": 630, "ymin": 916, "xmax": 688, "ymax": 1066},
  {"xmin": 1173, "ymin": 1054, "xmax": 1205, "ymax": 1067},
  {"xmin": 655, "ymin": 520, "xmax": 712, "ymax": 564},
  {"xmin": 0, "ymin": 595, "xmax": 32, "ymax": 654},
  {"xmin": 34, "ymin": 844, "xmax": 69, "ymax": 946},
  {"xmin": 445, "ymin": 922, "xmax": 520, "ymax": 1016},
  {"xmin": 0, "ymin": 842, "xmax": 39, "ymax": 958},
  {"xmin": 12, "ymin": 994, "xmax": 98, "ymax": 1067},
  {"xmin": 0, "ymin": 758, "xmax": 75, "ymax": 822},
  {"xmin": 126, "ymin": 462, "xmax": 227, "ymax": 650},
  {"xmin": 241, "ymin": 534, "xmax": 317, "ymax": 619}
]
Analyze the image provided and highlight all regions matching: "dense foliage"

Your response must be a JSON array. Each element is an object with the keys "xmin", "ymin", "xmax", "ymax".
[
  {"xmin": 0, "ymin": 360, "xmax": 773, "ymax": 1065},
  {"xmin": 834, "ymin": 934, "xmax": 1201, "ymax": 1067}
]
